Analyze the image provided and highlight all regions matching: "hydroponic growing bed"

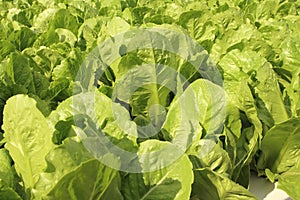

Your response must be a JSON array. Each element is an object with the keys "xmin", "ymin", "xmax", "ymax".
[{"xmin": 0, "ymin": 0, "xmax": 300, "ymax": 199}]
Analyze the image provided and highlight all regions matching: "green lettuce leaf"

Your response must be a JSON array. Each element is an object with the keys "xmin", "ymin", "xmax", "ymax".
[
  {"xmin": 0, "ymin": 184, "xmax": 22, "ymax": 200},
  {"xmin": 253, "ymin": 63, "xmax": 289, "ymax": 124},
  {"xmin": 2, "ymin": 95, "xmax": 54, "ymax": 197},
  {"xmin": 286, "ymin": 68, "xmax": 300, "ymax": 117},
  {"xmin": 281, "ymin": 36, "xmax": 300, "ymax": 73},
  {"xmin": 258, "ymin": 117, "xmax": 300, "ymax": 174},
  {"xmin": 0, "ymin": 40, "xmax": 15, "ymax": 60},
  {"xmin": 1, "ymin": 52, "xmax": 36, "ymax": 94},
  {"xmin": 257, "ymin": 117, "xmax": 300, "ymax": 199},
  {"xmin": 162, "ymin": 79, "xmax": 226, "ymax": 150},
  {"xmin": 8, "ymin": 27, "xmax": 37, "ymax": 51},
  {"xmin": 188, "ymin": 140, "xmax": 232, "ymax": 176},
  {"xmin": 191, "ymin": 168, "xmax": 257, "ymax": 200},
  {"xmin": 277, "ymin": 160, "xmax": 300, "ymax": 200},
  {"xmin": 122, "ymin": 140, "xmax": 193, "ymax": 200},
  {"xmin": 48, "ymin": 89, "xmax": 137, "ymax": 144},
  {"xmin": 43, "ymin": 159, "xmax": 119, "ymax": 200},
  {"xmin": 33, "ymin": 137, "xmax": 122, "ymax": 200},
  {"xmin": 0, "ymin": 149, "xmax": 14, "ymax": 188},
  {"xmin": 0, "ymin": 149, "xmax": 21, "ymax": 199}
]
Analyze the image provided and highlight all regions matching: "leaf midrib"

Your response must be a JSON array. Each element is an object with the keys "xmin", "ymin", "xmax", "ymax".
[{"xmin": 140, "ymin": 171, "xmax": 171, "ymax": 200}]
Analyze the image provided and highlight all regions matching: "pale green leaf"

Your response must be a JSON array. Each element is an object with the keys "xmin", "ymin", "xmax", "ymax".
[{"xmin": 3, "ymin": 95, "xmax": 54, "ymax": 191}]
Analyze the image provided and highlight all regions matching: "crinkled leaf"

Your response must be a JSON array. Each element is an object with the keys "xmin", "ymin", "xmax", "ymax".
[
  {"xmin": 122, "ymin": 140, "xmax": 193, "ymax": 200},
  {"xmin": 162, "ymin": 79, "xmax": 226, "ymax": 150},
  {"xmin": 188, "ymin": 140, "xmax": 232, "ymax": 176},
  {"xmin": 3, "ymin": 95, "xmax": 54, "ymax": 192},
  {"xmin": 48, "ymin": 90, "xmax": 137, "ymax": 142},
  {"xmin": 232, "ymin": 83, "xmax": 262, "ymax": 183},
  {"xmin": 33, "ymin": 138, "xmax": 94, "ymax": 197}
]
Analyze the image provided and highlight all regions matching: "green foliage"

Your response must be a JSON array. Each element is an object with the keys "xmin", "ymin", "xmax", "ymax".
[{"xmin": 1, "ymin": 0, "xmax": 300, "ymax": 199}]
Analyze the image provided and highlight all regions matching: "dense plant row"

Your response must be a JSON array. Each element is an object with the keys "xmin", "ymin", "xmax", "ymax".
[{"xmin": 0, "ymin": 0, "xmax": 300, "ymax": 199}]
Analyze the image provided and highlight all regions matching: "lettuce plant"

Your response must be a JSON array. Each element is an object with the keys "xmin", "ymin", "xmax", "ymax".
[{"xmin": 0, "ymin": 0, "xmax": 300, "ymax": 199}]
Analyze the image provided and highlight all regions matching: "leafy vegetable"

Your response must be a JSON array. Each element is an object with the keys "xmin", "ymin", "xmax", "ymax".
[
  {"xmin": 257, "ymin": 117, "xmax": 300, "ymax": 199},
  {"xmin": 1, "ymin": 0, "xmax": 300, "ymax": 199},
  {"xmin": 191, "ymin": 168, "xmax": 257, "ymax": 200},
  {"xmin": 122, "ymin": 140, "xmax": 193, "ymax": 200},
  {"xmin": 3, "ymin": 95, "xmax": 54, "ymax": 197}
]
